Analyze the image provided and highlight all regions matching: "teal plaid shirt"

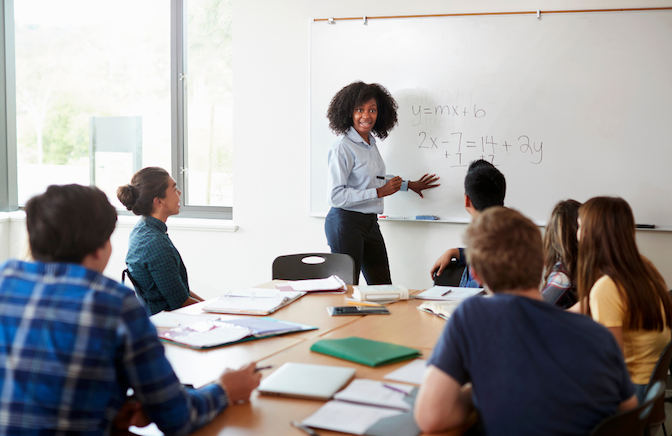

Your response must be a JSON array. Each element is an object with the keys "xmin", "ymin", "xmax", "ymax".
[{"xmin": 126, "ymin": 216, "xmax": 191, "ymax": 315}]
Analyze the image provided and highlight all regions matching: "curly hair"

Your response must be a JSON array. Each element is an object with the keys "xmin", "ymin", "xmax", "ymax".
[{"xmin": 326, "ymin": 82, "xmax": 398, "ymax": 140}]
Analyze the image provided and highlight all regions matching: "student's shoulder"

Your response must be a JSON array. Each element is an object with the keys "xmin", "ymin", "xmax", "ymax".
[{"xmin": 590, "ymin": 275, "xmax": 621, "ymax": 302}]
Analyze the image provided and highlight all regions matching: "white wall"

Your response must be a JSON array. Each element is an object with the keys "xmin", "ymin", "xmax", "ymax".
[{"xmin": 4, "ymin": 0, "xmax": 672, "ymax": 298}]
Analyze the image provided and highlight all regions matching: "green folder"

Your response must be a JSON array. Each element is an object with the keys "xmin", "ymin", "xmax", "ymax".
[{"xmin": 310, "ymin": 337, "xmax": 421, "ymax": 367}]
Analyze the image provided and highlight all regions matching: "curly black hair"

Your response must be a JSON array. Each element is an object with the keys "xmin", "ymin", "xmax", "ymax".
[{"xmin": 326, "ymin": 82, "xmax": 398, "ymax": 140}]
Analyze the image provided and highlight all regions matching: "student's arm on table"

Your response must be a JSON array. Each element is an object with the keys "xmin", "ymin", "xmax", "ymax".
[
  {"xmin": 189, "ymin": 291, "xmax": 205, "ymax": 302},
  {"xmin": 430, "ymin": 248, "xmax": 461, "ymax": 279},
  {"xmin": 118, "ymin": 294, "xmax": 261, "ymax": 435},
  {"xmin": 415, "ymin": 365, "xmax": 473, "ymax": 433}
]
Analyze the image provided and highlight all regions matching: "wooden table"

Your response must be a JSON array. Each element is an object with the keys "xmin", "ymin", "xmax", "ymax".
[{"xmin": 163, "ymin": 282, "xmax": 467, "ymax": 436}]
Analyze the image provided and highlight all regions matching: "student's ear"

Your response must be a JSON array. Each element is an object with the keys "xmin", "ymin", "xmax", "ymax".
[
  {"xmin": 81, "ymin": 240, "xmax": 112, "ymax": 273},
  {"xmin": 464, "ymin": 195, "xmax": 476, "ymax": 216},
  {"xmin": 153, "ymin": 196, "xmax": 163, "ymax": 210}
]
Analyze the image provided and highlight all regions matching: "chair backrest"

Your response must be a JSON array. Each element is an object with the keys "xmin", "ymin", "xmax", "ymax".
[
  {"xmin": 272, "ymin": 253, "xmax": 357, "ymax": 285},
  {"xmin": 122, "ymin": 268, "xmax": 146, "ymax": 306},
  {"xmin": 589, "ymin": 380, "xmax": 664, "ymax": 436},
  {"xmin": 644, "ymin": 339, "xmax": 672, "ymax": 434},
  {"xmin": 433, "ymin": 260, "xmax": 466, "ymax": 287}
]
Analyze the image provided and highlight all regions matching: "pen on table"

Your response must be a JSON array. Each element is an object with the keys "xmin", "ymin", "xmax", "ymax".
[
  {"xmin": 382, "ymin": 383, "xmax": 411, "ymax": 397},
  {"xmin": 291, "ymin": 420, "xmax": 319, "ymax": 436},
  {"xmin": 255, "ymin": 365, "xmax": 273, "ymax": 372},
  {"xmin": 636, "ymin": 224, "xmax": 656, "ymax": 229},
  {"xmin": 441, "ymin": 289, "xmax": 452, "ymax": 296}
]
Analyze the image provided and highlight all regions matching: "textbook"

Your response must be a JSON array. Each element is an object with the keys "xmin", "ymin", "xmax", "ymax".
[
  {"xmin": 310, "ymin": 337, "xmax": 421, "ymax": 367},
  {"xmin": 203, "ymin": 288, "xmax": 305, "ymax": 315},
  {"xmin": 302, "ymin": 381, "xmax": 420, "ymax": 435},
  {"xmin": 276, "ymin": 275, "xmax": 347, "ymax": 293},
  {"xmin": 417, "ymin": 300, "xmax": 462, "ymax": 320}
]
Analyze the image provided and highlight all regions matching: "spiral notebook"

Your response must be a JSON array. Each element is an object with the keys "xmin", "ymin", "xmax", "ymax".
[{"xmin": 203, "ymin": 288, "xmax": 305, "ymax": 315}]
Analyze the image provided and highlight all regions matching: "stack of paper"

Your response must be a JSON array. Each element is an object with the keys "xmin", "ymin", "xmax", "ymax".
[
  {"xmin": 301, "ymin": 379, "xmax": 420, "ymax": 436},
  {"xmin": 352, "ymin": 285, "xmax": 409, "ymax": 303},
  {"xmin": 276, "ymin": 275, "xmax": 347, "ymax": 293},
  {"xmin": 203, "ymin": 288, "xmax": 305, "ymax": 315}
]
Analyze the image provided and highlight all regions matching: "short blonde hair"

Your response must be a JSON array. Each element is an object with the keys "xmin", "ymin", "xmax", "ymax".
[{"xmin": 465, "ymin": 207, "xmax": 543, "ymax": 293}]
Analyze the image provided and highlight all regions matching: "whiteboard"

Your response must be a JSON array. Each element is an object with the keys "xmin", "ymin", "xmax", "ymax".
[{"xmin": 310, "ymin": 10, "xmax": 672, "ymax": 226}]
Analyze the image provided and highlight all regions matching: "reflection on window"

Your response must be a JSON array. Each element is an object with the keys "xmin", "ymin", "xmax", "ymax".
[
  {"xmin": 185, "ymin": 0, "xmax": 233, "ymax": 207},
  {"xmin": 14, "ymin": 0, "xmax": 170, "ymax": 208}
]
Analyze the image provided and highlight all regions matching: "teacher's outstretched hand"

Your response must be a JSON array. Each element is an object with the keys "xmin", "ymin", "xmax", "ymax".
[
  {"xmin": 377, "ymin": 176, "xmax": 403, "ymax": 198},
  {"xmin": 409, "ymin": 173, "xmax": 440, "ymax": 198}
]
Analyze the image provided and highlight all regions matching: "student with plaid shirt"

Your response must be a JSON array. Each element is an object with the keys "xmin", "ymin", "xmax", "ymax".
[{"xmin": 0, "ymin": 184, "xmax": 261, "ymax": 435}]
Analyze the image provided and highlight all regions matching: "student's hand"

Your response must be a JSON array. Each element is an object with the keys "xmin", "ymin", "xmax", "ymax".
[
  {"xmin": 113, "ymin": 398, "xmax": 151, "ymax": 430},
  {"xmin": 377, "ymin": 176, "xmax": 403, "ymax": 198},
  {"xmin": 431, "ymin": 248, "xmax": 460, "ymax": 280},
  {"xmin": 409, "ymin": 174, "xmax": 440, "ymax": 198},
  {"xmin": 218, "ymin": 362, "xmax": 262, "ymax": 403}
]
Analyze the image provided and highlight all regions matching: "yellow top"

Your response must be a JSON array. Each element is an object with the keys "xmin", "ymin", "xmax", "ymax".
[{"xmin": 589, "ymin": 275, "xmax": 670, "ymax": 385}]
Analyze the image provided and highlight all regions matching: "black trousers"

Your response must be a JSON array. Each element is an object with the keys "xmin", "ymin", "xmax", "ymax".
[{"xmin": 325, "ymin": 207, "xmax": 392, "ymax": 285}]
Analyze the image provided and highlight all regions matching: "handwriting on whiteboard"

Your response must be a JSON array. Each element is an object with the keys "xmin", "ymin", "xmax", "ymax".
[
  {"xmin": 411, "ymin": 105, "xmax": 487, "ymax": 125},
  {"xmin": 417, "ymin": 132, "xmax": 543, "ymax": 165}
]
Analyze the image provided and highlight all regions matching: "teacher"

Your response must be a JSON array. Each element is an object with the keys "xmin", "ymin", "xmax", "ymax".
[{"xmin": 325, "ymin": 82, "xmax": 439, "ymax": 285}]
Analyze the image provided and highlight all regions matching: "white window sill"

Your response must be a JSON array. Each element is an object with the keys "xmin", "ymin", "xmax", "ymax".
[{"xmin": 0, "ymin": 211, "xmax": 238, "ymax": 232}]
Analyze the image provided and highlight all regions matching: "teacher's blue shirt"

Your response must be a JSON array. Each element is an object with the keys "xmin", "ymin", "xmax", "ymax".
[{"xmin": 327, "ymin": 126, "xmax": 407, "ymax": 214}]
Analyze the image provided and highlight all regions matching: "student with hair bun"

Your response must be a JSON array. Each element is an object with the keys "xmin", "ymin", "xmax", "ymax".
[{"xmin": 118, "ymin": 167, "xmax": 203, "ymax": 315}]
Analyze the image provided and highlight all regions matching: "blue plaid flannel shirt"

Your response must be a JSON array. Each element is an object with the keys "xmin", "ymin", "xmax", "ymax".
[
  {"xmin": 126, "ymin": 216, "xmax": 191, "ymax": 315},
  {"xmin": 0, "ymin": 260, "xmax": 227, "ymax": 435}
]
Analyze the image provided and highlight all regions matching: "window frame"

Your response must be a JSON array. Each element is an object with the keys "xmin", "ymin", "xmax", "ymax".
[{"xmin": 0, "ymin": 0, "xmax": 232, "ymax": 219}]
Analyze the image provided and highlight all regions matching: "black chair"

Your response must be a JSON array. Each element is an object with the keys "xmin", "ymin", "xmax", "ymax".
[
  {"xmin": 645, "ymin": 340, "xmax": 672, "ymax": 436},
  {"xmin": 589, "ymin": 380, "xmax": 664, "ymax": 436},
  {"xmin": 122, "ymin": 268, "xmax": 146, "ymax": 306},
  {"xmin": 272, "ymin": 253, "xmax": 357, "ymax": 285},
  {"xmin": 433, "ymin": 259, "xmax": 466, "ymax": 287}
]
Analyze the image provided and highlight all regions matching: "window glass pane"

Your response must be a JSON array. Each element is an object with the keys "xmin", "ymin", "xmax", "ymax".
[
  {"xmin": 14, "ymin": 0, "xmax": 171, "ymax": 208},
  {"xmin": 185, "ymin": 0, "xmax": 233, "ymax": 207}
]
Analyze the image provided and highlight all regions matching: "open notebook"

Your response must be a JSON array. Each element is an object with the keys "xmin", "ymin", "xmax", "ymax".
[
  {"xmin": 203, "ymin": 288, "xmax": 305, "ymax": 315},
  {"xmin": 302, "ymin": 379, "xmax": 420, "ymax": 436}
]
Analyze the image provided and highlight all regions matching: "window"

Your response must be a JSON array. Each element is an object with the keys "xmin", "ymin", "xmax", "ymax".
[
  {"xmin": 183, "ymin": 0, "xmax": 233, "ymax": 207},
  {"xmin": 2, "ymin": 0, "xmax": 232, "ymax": 218}
]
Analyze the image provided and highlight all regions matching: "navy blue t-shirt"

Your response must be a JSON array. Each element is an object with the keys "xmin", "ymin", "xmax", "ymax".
[{"xmin": 429, "ymin": 294, "xmax": 634, "ymax": 436}]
